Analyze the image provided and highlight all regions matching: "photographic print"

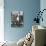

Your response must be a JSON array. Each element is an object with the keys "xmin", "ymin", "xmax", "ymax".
[{"xmin": 11, "ymin": 11, "xmax": 24, "ymax": 27}]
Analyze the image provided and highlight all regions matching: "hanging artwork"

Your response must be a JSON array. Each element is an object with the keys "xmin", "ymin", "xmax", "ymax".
[{"xmin": 11, "ymin": 10, "xmax": 24, "ymax": 27}]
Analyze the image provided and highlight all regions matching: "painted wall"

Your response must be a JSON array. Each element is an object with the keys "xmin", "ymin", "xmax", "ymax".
[
  {"xmin": 40, "ymin": 0, "xmax": 46, "ymax": 27},
  {"xmin": 40, "ymin": 0, "xmax": 46, "ymax": 45},
  {"xmin": 0, "ymin": 0, "xmax": 4, "ymax": 42},
  {"xmin": 4, "ymin": 0, "xmax": 40, "ymax": 42}
]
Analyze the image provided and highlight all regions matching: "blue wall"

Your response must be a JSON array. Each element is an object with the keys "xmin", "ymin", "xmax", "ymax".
[
  {"xmin": 40, "ymin": 0, "xmax": 46, "ymax": 27},
  {"xmin": 40, "ymin": 0, "xmax": 46, "ymax": 44},
  {"xmin": 4, "ymin": 0, "xmax": 40, "ymax": 42}
]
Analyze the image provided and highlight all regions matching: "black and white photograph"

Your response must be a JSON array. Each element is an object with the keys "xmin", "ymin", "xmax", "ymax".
[{"xmin": 11, "ymin": 11, "xmax": 24, "ymax": 27}]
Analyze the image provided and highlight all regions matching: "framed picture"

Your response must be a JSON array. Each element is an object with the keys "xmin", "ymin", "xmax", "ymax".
[{"xmin": 11, "ymin": 10, "xmax": 24, "ymax": 27}]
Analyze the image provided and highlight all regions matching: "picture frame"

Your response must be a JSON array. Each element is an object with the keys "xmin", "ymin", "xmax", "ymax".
[{"xmin": 11, "ymin": 10, "xmax": 24, "ymax": 27}]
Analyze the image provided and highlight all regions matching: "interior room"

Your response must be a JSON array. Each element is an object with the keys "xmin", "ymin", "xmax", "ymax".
[{"xmin": 0, "ymin": 0, "xmax": 46, "ymax": 46}]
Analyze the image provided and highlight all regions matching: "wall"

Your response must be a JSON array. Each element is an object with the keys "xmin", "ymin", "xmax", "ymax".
[
  {"xmin": 4, "ymin": 0, "xmax": 40, "ymax": 42},
  {"xmin": 40, "ymin": 0, "xmax": 46, "ymax": 45},
  {"xmin": 0, "ymin": 0, "xmax": 4, "ymax": 42},
  {"xmin": 40, "ymin": 0, "xmax": 46, "ymax": 27}
]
